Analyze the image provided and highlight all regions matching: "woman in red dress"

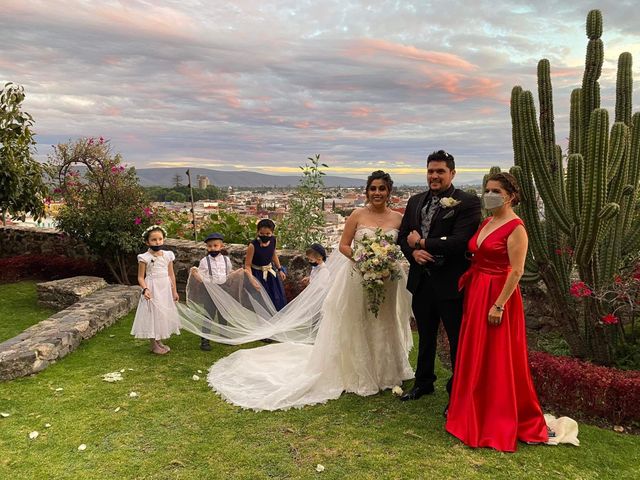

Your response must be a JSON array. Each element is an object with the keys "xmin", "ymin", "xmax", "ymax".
[{"xmin": 445, "ymin": 172, "xmax": 548, "ymax": 452}]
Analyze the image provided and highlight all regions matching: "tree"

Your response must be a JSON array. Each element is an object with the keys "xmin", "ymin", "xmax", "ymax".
[
  {"xmin": 172, "ymin": 174, "xmax": 183, "ymax": 188},
  {"xmin": 278, "ymin": 155, "xmax": 327, "ymax": 249},
  {"xmin": 165, "ymin": 190, "xmax": 186, "ymax": 202},
  {"xmin": 49, "ymin": 138, "xmax": 159, "ymax": 284},
  {"xmin": 0, "ymin": 83, "xmax": 48, "ymax": 224}
]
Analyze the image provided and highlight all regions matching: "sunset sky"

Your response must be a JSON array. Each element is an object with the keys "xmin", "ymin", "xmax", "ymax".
[{"xmin": 1, "ymin": 0, "xmax": 639, "ymax": 184}]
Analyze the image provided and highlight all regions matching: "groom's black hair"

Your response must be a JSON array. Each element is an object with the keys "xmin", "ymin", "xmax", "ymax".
[{"xmin": 427, "ymin": 150, "xmax": 455, "ymax": 170}]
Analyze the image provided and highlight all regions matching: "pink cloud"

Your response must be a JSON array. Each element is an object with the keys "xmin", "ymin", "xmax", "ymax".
[
  {"xmin": 350, "ymin": 106, "xmax": 374, "ymax": 118},
  {"xmin": 348, "ymin": 39, "xmax": 478, "ymax": 71}
]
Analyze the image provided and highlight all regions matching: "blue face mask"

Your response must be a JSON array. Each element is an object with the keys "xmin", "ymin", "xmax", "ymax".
[
  {"xmin": 149, "ymin": 245, "xmax": 162, "ymax": 251},
  {"xmin": 208, "ymin": 251, "xmax": 220, "ymax": 257},
  {"xmin": 258, "ymin": 235, "xmax": 272, "ymax": 243}
]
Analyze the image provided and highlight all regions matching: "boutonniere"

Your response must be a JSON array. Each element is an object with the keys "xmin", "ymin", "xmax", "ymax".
[{"xmin": 440, "ymin": 197, "xmax": 461, "ymax": 208}]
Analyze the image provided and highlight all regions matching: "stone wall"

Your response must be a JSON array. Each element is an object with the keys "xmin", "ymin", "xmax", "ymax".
[
  {"xmin": 0, "ymin": 225, "xmax": 310, "ymax": 294},
  {"xmin": 0, "ymin": 284, "xmax": 140, "ymax": 381}
]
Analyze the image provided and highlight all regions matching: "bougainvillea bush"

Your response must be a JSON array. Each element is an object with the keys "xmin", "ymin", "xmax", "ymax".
[{"xmin": 48, "ymin": 138, "xmax": 162, "ymax": 284}]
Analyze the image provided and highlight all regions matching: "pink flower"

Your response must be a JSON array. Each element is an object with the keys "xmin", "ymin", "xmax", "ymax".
[
  {"xmin": 134, "ymin": 217, "xmax": 142, "ymax": 225},
  {"xmin": 53, "ymin": 188, "xmax": 62, "ymax": 194},
  {"xmin": 600, "ymin": 313, "xmax": 619, "ymax": 325},
  {"xmin": 111, "ymin": 167, "xmax": 119, "ymax": 173},
  {"xmin": 554, "ymin": 248, "xmax": 563, "ymax": 255},
  {"xmin": 143, "ymin": 207, "xmax": 152, "ymax": 217},
  {"xmin": 88, "ymin": 138, "xmax": 94, "ymax": 145},
  {"xmin": 614, "ymin": 275, "xmax": 623, "ymax": 285},
  {"xmin": 569, "ymin": 281, "xmax": 592, "ymax": 298},
  {"xmin": 99, "ymin": 136, "xmax": 105, "ymax": 144}
]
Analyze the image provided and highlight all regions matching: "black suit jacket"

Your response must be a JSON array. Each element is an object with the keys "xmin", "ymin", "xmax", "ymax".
[{"xmin": 398, "ymin": 186, "xmax": 481, "ymax": 299}]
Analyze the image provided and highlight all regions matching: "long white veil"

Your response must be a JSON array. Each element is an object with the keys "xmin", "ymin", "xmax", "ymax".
[{"xmin": 176, "ymin": 250, "xmax": 351, "ymax": 345}]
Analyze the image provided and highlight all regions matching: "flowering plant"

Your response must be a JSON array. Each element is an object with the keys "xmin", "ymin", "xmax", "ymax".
[
  {"xmin": 352, "ymin": 228, "xmax": 403, "ymax": 317},
  {"xmin": 439, "ymin": 197, "xmax": 461, "ymax": 208}
]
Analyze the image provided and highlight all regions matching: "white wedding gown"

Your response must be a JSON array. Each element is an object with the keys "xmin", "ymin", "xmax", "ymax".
[{"xmin": 207, "ymin": 228, "xmax": 414, "ymax": 411}]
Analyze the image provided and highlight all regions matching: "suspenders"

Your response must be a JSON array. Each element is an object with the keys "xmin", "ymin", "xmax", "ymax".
[{"xmin": 205, "ymin": 255, "xmax": 230, "ymax": 279}]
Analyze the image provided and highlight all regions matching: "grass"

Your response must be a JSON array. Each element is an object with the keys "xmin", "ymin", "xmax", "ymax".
[
  {"xmin": 0, "ymin": 281, "xmax": 55, "ymax": 342},
  {"xmin": 1, "ymin": 290, "xmax": 640, "ymax": 479}
]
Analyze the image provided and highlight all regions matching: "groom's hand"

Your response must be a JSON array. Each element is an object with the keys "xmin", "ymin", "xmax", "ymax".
[
  {"xmin": 412, "ymin": 249, "xmax": 434, "ymax": 265},
  {"xmin": 407, "ymin": 230, "xmax": 422, "ymax": 248}
]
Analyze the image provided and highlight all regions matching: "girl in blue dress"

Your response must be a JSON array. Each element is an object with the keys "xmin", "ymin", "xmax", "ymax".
[{"xmin": 244, "ymin": 218, "xmax": 288, "ymax": 310}]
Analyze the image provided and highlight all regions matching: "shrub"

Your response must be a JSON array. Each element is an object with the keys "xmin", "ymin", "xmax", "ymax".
[
  {"xmin": 0, "ymin": 255, "xmax": 103, "ymax": 283},
  {"xmin": 529, "ymin": 350, "xmax": 640, "ymax": 425}
]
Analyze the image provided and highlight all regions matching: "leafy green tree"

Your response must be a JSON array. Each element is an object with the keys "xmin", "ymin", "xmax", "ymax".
[
  {"xmin": 165, "ymin": 190, "xmax": 186, "ymax": 202},
  {"xmin": 278, "ymin": 155, "xmax": 327, "ymax": 249},
  {"xmin": 200, "ymin": 211, "xmax": 257, "ymax": 244},
  {"xmin": 0, "ymin": 83, "xmax": 48, "ymax": 223},
  {"xmin": 49, "ymin": 138, "xmax": 159, "ymax": 284}
]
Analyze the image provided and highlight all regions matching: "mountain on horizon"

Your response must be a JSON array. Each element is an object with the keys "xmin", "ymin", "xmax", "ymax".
[{"xmin": 135, "ymin": 167, "xmax": 365, "ymax": 188}]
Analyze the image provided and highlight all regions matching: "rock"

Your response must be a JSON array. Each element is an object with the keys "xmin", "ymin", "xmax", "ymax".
[
  {"xmin": 37, "ymin": 276, "xmax": 108, "ymax": 310},
  {"xmin": 0, "ymin": 284, "xmax": 140, "ymax": 381}
]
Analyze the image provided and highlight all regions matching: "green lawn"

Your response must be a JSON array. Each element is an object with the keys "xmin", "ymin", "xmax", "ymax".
[
  {"xmin": 0, "ymin": 281, "xmax": 55, "ymax": 342},
  {"xmin": 1, "ymin": 292, "xmax": 639, "ymax": 479}
]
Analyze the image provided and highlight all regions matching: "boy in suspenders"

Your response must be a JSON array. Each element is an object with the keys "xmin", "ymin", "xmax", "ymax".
[{"xmin": 190, "ymin": 233, "xmax": 233, "ymax": 351}]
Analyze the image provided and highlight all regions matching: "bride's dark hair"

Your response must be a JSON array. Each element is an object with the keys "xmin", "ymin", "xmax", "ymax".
[{"xmin": 365, "ymin": 170, "xmax": 393, "ymax": 203}]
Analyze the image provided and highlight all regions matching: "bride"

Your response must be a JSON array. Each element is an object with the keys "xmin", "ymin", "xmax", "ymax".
[{"xmin": 185, "ymin": 170, "xmax": 414, "ymax": 411}]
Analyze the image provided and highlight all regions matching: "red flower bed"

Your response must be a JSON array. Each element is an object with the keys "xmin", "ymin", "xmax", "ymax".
[
  {"xmin": 0, "ymin": 255, "xmax": 104, "ymax": 283},
  {"xmin": 529, "ymin": 350, "xmax": 640, "ymax": 425}
]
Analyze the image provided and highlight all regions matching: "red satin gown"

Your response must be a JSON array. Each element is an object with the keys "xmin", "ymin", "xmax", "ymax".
[{"xmin": 445, "ymin": 217, "xmax": 548, "ymax": 452}]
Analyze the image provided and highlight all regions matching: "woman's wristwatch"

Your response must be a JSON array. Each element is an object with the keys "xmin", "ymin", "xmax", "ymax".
[
  {"xmin": 414, "ymin": 239, "xmax": 421, "ymax": 250},
  {"xmin": 493, "ymin": 304, "xmax": 504, "ymax": 312}
]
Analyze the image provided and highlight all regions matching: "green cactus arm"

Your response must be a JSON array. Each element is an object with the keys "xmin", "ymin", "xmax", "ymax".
[
  {"xmin": 517, "ymin": 90, "xmax": 571, "ymax": 233},
  {"xmin": 607, "ymin": 122, "xmax": 629, "ymax": 182},
  {"xmin": 569, "ymin": 89, "xmax": 582, "ymax": 155},
  {"xmin": 538, "ymin": 60, "xmax": 557, "ymax": 168},
  {"xmin": 510, "ymin": 166, "xmax": 549, "ymax": 263},
  {"xmin": 566, "ymin": 154, "xmax": 584, "ymax": 225},
  {"xmin": 581, "ymin": 12, "xmax": 604, "ymax": 155},
  {"xmin": 575, "ymin": 108, "xmax": 609, "ymax": 265},
  {"xmin": 586, "ymin": 9, "xmax": 603, "ymax": 39},
  {"xmin": 615, "ymin": 52, "xmax": 633, "ymax": 127},
  {"xmin": 511, "ymin": 86, "xmax": 525, "ymax": 168}
]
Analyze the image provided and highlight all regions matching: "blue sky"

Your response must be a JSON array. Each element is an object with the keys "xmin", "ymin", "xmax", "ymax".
[{"xmin": 1, "ymin": 0, "xmax": 639, "ymax": 184}]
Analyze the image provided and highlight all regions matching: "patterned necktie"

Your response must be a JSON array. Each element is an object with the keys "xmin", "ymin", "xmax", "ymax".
[{"xmin": 421, "ymin": 196, "xmax": 440, "ymax": 238}]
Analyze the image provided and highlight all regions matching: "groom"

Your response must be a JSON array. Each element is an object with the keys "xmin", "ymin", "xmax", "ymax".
[{"xmin": 398, "ymin": 150, "xmax": 481, "ymax": 406}]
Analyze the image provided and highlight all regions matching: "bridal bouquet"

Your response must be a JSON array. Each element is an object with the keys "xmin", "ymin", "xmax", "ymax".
[{"xmin": 352, "ymin": 228, "xmax": 403, "ymax": 317}]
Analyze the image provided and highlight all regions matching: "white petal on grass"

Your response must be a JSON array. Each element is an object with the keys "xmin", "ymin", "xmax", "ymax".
[
  {"xmin": 316, "ymin": 464, "xmax": 325, "ymax": 472},
  {"xmin": 44, "ymin": 423, "xmax": 51, "ymax": 428},
  {"xmin": 114, "ymin": 407, "xmax": 121, "ymax": 413},
  {"xmin": 54, "ymin": 388, "xmax": 63, "ymax": 392},
  {"xmin": 0, "ymin": 412, "xmax": 10, "ymax": 418},
  {"xmin": 127, "ymin": 368, "xmax": 134, "ymax": 371},
  {"xmin": 78, "ymin": 444, "xmax": 87, "ymax": 451},
  {"xmin": 120, "ymin": 369, "xmax": 125, "ymax": 373},
  {"xmin": 391, "ymin": 386, "xmax": 403, "ymax": 396},
  {"xmin": 129, "ymin": 392, "xmax": 139, "ymax": 398},
  {"xmin": 109, "ymin": 335, "xmax": 115, "ymax": 338},
  {"xmin": 197, "ymin": 370, "xmax": 202, "ymax": 374},
  {"xmin": 192, "ymin": 375, "xmax": 200, "ymax": 381},
  {"xmin": 29, "ymin": 431, "xmax": 39, "ymax": 439},
  {"xmin": 102, "ymin": 372, "xmax": 123, "ymax": 383}
]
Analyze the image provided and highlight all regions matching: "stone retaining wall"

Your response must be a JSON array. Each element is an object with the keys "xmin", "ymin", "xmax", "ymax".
[
  {"xmin": 0, "ymin": 225, "xmax": 309, "ymax": 293},
  {"xmin": 37, "ymin": 276, "xmax": 108, "ymax": 310},
  {"xmin": 0, "ymin": 284, "xmax": 140, "ymax": 381}
]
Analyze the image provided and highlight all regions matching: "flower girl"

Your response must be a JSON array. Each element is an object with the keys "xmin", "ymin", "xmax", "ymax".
[{"xmin": 131, "ymin": 225, "xmax": 180, "ymax": 354}]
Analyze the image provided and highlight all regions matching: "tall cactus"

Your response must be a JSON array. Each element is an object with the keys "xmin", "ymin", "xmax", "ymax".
[{"xmin": 510, "ymin": 10, "xmax": 639, "ymax": 364}]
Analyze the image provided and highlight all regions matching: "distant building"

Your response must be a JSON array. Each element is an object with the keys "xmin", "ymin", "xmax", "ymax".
[{"xmin": 197, "ymin": 175, "xmax": 210, "ymax": 189}]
